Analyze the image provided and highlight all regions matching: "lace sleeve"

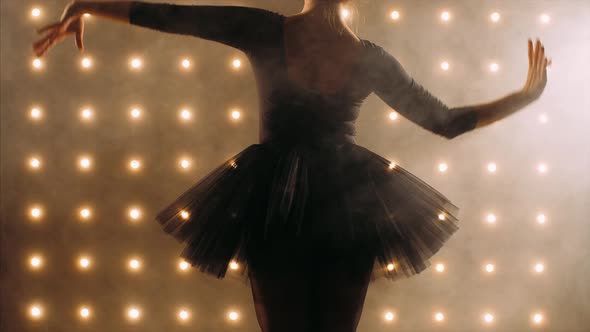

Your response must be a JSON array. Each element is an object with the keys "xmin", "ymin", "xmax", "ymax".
[
  {"xmin": 366, "ymin": 41, "xmax": 478, "ymax": 139},
  {"xmin": 128, "ymin": 2, "xmax": 278, "ymax": 54}
]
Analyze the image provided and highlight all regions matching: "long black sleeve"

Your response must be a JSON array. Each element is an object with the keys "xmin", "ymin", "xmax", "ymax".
[
  {"xmin": 128, "ymin": 1, "xmax": 278, "ymax": 54},
  {"xmin": 365, "ymin": 41, "xmax": 478, "ymax": 139}
]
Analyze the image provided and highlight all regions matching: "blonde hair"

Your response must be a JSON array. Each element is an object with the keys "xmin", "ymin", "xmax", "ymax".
[{"xmin": 323, "ymin": 0, "xmax": 360, "ymax": 35}]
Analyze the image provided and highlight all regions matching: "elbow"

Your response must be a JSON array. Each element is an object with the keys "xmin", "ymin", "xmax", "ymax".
[
  {"xmin": 441, "ymin": 124, "xmax": 472, "ymax": 140},
  {"xmin": 441, "ymin": 109, "xmax": 480, "ymax": 140},
  {"xmin": 443, "ymin": 131, "xmax": 464, "ymax": 140}
]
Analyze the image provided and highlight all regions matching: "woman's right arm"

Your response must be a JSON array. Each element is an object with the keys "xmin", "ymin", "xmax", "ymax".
[
  {"xmin": 74, "ymin": 1, "xmax": 278, "ymax": 53},
  {"xmin": 74, "ymin": 1, "xmax": 132, "ymax": 24}
]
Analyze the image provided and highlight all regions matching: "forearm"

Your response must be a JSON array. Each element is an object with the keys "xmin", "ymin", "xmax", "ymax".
[
  {"xmin": 75, "ymin": 1, "xmax": 133, "ymax": 24},
  {"xmin": 453, "ymin": 90, "xmax": 535, "ymax": 129}
]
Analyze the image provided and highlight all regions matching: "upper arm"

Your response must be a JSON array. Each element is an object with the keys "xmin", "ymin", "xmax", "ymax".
[
  {"xmin": 128, "ymin": 1, "xmax": 279, "ymax": 54},
  {"xmin": 366, "ymin": 41, "xmax": 478, "ymax": 139}
]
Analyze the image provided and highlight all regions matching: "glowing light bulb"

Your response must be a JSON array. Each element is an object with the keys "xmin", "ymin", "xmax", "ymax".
[
  {"xmin": 129, "ymin": 159, "xmax": 141, "ymax": 170},
  {"xmin": 30, "ymin": 255, "xmax": 43, "ymax": 269},
  {"xmin": 30, "ymin": 305, "xmax": 43, "ymax": 319},
  {"xmin": 80, "ymin": 208, "xmax": 91, "ymax": 219},
  {"xmin": 539, "ymin": 114, "xmax": 548, "ymax": 123},
  {"xmin": 178, "ymin": 309, "xmax": 190, "ymax": 320},
  {"xmin": 81, "ymin": 108, "xmax": 94, "ymax": 120},
  {"xmin": 384, "ymin": 311, "xmax": 395, "ymax": 321},
  {"xmin": 30, "ymin": 206, "xmax": 43, "ymax": 220},
  {"xmin": 228, "ymin": 311, "xmax": 239, "ymax": 321},
  {"xmin": 32, "ymin": 58, "xmax": 43, "ymax": 69},
  {"xmin": 340, "ymin": 8, "xmax": 350, "ymax": 19},
  {"xmin": 129, "ymin": 259, "xmax": 141, "ymax": 270},
  {"xmin": 490, "ymin": 12, "xmax": 501, "ymax": 22},
  {"xmin": 129, "ymin": 208, "xmax": 141, "ymax": 220},
  {"xmin": 532, "ymin": 312, "xmax": 544, "ymax": 324},
  {"xmin": 130, "ymin": 58, "xmax": 142, "ymax": 69},
  {"xmin": 130, "ymin": 108, "xmax": 142, "ymax": 119},
  {"xmin": 79, "ymin": 257, "xmax": 91, "ymax": 269},
  {"xmin": 179, "ymin": 260, "xmax": 190, "ymax": 270},
  {"xmin": 179, "ymin": 159, "xmax": 191, "ymax": 169},
  {"xmin": 79, "ymin": 156, "xmax": 92, "ymax": 170},
  {"xmin": 180, "ymin": 109, "xmax": 192, "ymax": 120},
  {"xmin": 128, "ymin": 307, "xmax": 141, "ymax": 319},
  {"xmin": 487, "ymin": 162, "xmax": 497, "ymax": 173},
  {"xmin": 29, "ymin": 157, "xmax": 41, "ymax": 169},
  {"xmin": 486, "ymin": 213, "xmax": 497, "ymax": 224},
  {"xmin": 81, "ymin": 57, "xmax": 93, "ymax": 69},
  {"xmin": 79, "ymin": 307, "xmax": 91, "ymax": 319},
  {"xmin": 435, "ymin": 312, "xmax": 444, "ymax": 321},
  {"xmin": 30, "ymin": 107, "xmax": 43, "ymax": 119}
]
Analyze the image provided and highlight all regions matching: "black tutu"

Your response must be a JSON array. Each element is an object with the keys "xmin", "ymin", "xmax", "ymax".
[{"xmin": 155, "ymin": 141, "xmax": 461, "ymax": 285}]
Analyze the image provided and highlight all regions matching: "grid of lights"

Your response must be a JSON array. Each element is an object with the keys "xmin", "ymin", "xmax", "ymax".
[
  {"xmin": 26, "ymin": 302, "xmax": 244, "ymax": 324},
  {"xmin": 23, "ymin": 4, "xmax": 555, "ymax": 329},
  {"xmin": 25, "ymin": 301, "xmax": 549, "ymax": 326}
]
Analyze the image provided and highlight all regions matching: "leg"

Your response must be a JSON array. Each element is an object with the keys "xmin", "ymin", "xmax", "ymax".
[
  {"xmin": 310, "ymin": 248, "xmax": 375, "ymax": 332},
  {"xmin": 248, "ymin": 253, "xmax": 311, "ymax": 332}
]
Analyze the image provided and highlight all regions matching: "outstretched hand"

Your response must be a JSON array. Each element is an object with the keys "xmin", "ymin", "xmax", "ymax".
[
  {"xmin": 521, "ymin": 38, "xmax": 552, "ymax": 101},
  {"xmin": 32, "ymin": 0, "xmax": 85, "ymax": 58}
]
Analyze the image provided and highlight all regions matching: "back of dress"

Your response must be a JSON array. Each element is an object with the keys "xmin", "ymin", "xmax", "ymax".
[{"xmin": 128, "ymin": 2, "xmax": 479, "ymax": 284}]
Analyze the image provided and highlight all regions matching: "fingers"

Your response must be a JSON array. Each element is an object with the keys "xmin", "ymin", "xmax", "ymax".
[
  {"xmin": 528, "ymin": 38, "xmax": 549, "ymax": 83},
  {"xmin": 537, "ymin": 39, "xmax": 545, "ymax": 80},
  {"xmin": 75, "ymin": 19, "xmax": 84, "ymax": 51},
  {"xmin": 76, "ymin": 30, "xmax": 84, "ymax": 51},
  {"xmin": 541, "ymin": 43, "xmax": 549, "ymax": 81},
  {"xmin": 33, "ymin": 33, "xmax": 55, "ymax": 57},
  {"xmin": 528, "ymin": 38, "xmax": 533, "ymax": 68},
  {"xmin": 35, "ymin": 31, "xmax": 61, "ymax": 57}
]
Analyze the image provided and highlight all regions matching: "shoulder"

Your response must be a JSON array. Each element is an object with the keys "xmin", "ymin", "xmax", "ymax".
[
  {"xmin": 232, "ymin": 5, "xmax": 285, "ymax": 24},
  {"xmin": 233, "ymin": 6, "xmax": 285, "ymax": 45},
  {"xmin": 360, "ymin": 39, "xmax": 390, "ymax": 60}
]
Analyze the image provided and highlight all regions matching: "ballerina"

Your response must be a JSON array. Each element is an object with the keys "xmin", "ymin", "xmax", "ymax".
[{"xmin": 33, "ymin": 1, "xmax": 550, "ymax": 331}]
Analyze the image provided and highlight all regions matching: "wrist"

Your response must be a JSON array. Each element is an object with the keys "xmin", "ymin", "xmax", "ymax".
[
  {"xmin": 74, "ymin": 1, "xmax": 96, "ymax": 16},
  {"xmin": 518, "ymin": 89, "xmax": 538, "ymax": 103}
]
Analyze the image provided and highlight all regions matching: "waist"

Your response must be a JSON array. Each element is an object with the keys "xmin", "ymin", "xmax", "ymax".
[{"xmin": 260, "ymin": 132, "xmax": 356, "ymax": 149}]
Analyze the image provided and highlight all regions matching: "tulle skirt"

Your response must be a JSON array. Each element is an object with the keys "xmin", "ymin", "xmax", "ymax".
[{"xmin": 155, "ymin": 141, "xmax": 461, "ymax": 285}]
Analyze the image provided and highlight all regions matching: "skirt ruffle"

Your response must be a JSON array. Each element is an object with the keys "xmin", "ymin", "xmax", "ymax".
[{"xmin": 155, "ymin": 142, "xmax": 461, "ymax": 285}]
